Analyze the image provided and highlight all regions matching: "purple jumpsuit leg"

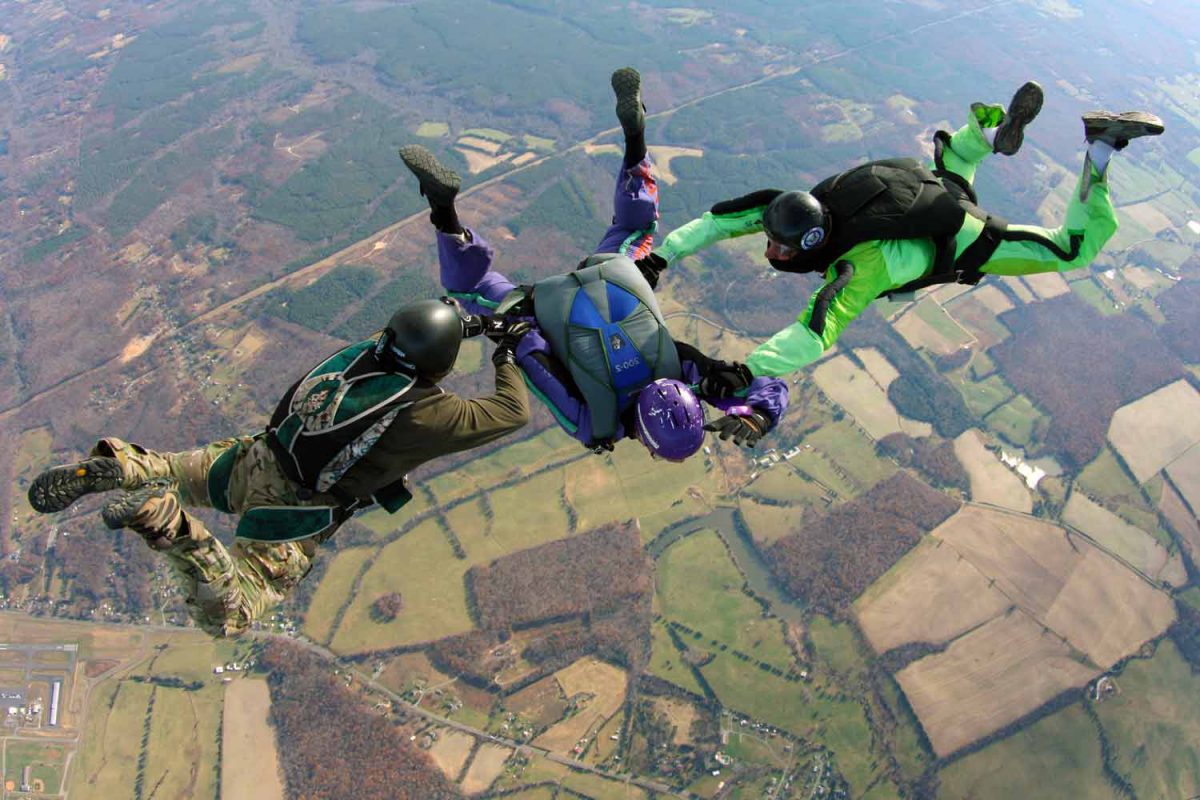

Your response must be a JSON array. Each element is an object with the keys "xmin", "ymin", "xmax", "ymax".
[
  {"xmin": 437, "ymin": 229, "xmax": 516, "ymax": 315},
  {"xmin": 593, "ymin": 156, "xmax": 659, "ymax": 258}
]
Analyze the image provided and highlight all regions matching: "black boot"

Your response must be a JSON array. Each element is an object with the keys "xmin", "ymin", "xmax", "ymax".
[
  {"xmin": 612, "ymin": 67, "xmax": 646, "ymax": 168},
  {"xmin": 399, "ymin": 144, "xmax": 464, "ymax": 233},
  {"xmin": 992, "ymin": 81, "xmax": 1043, "ymax": 156},
  {"xmin": 28, "ymin": 457, "xmax": 124, "ymax": 513}
]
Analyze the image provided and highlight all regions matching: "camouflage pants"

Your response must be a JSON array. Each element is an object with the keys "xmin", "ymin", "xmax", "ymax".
[{"xmin": 94, "ymin": 435, "xmax": 338, "ymax": 638}]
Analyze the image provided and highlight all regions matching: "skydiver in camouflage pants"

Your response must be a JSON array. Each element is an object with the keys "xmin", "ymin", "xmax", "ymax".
[
  {"xmin": 78, "ymin": 434, "xmax": 324, "ymax": 637},
  {"xmin": 27, "ymin": 300, "xmax": 531, "ymax": 637}
]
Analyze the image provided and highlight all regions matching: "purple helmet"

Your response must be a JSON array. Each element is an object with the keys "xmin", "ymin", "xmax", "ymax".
[{"xmin": 635, "ymin": 379, "xmax": 705, "ymax": 462}]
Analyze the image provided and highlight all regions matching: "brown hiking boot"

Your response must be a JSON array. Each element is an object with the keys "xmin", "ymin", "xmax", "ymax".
[
  {"xmin": 101, "ymin": 481, "xmax": 184, "ymax": 550},
  {"xmin": 28, "ymin": 457, "xmax": 124, "ymax": 513}
]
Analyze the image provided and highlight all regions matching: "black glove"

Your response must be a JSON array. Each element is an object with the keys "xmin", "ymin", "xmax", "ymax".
[
  {"xmin": 698, "ymin": 362, "xmax": 753, "ymax": 399},
  {"xmin": 461, "ymin": 313, "xmax": 487, "ymax": 339},
  {"xmin": 490, "ymin": 320, "xmax": 532, "ymax": 367},
  {"xmin": 704, "ymin": 409, "xmax": 770, "ymax": 448},
  {"xmin": 634, "ymin": 252, "xmax": 669, "ymax": 289}
]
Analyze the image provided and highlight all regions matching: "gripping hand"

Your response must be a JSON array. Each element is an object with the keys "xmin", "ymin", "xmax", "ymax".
[
  {"xmin": 703, "ymin": 407, "xmax": 770, "ymax": 448},
  {"xmin": 489, "ymin": 319, "xmax": 532, "ymax": 367},
  {"xmin": 634, "ymin": 252, "xmax": 669, "ymax": 289},
  {"xmin": 698, "ymin": 362, "xmax": 753, "ymax": 399}
]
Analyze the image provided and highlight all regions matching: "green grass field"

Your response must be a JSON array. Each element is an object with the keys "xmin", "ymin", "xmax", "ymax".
[
  {"xmin": 522, "ymin": 134, "xmax": 556, "ymax": 152},
  {"xmin": 737, "ymin": 498, "xmax": 805, "ymax": 545},
  {"xmin": 331, "ymin": 519, "xmax": 474, "ymax": 653},
  {"xmin": 808, "ymin": 616, "xmax": 868, "ymax": 682},
  {"xmin": 802, "ymin": 419, "xmax": 897, "ymax": 493},
  {"xmin": 984, "ymin": 394, "xmax": 1042, "ymax": 447},
  {"xmin": 960, "ymin": 373, "xmax": 1014, "ymax": 418},
  {"xmin": 938, "ymin": 705, "xmax": 1120, "ymax": 800},
  {"xmin": 1095, "ymin": 641, "xmax": 1200, "ymax": 799},
  {"xmin": 637, "ymin": 494, "xmax": 710, "ymax": 543},
  {"xmin": 416, "ymin": 121, "xmax": 450, "ymax": 137},
  {"xmin": 303, "ymin": 546, "xmax": 375, "ymax": 643},
  {"xmin": 647, "ymin": 621, "xmax": 705, "ymax": 696},
  {"xmin": 462, "ymin": 127, "xmax": 512, "ymax": 142},
  {"xmin": 744, "ymin": 465, "xmax": 825, "ymax": 507},
  {"xmin": 68, "ymin": 681, "xmax": 152, "ymax": 797},
  {"xmin": 912, "ymin": 298, "xmax": 973, "ymax": 348},
  {"xmin": 484, "ymin": 469, "xmax": 571, "ymax": 550},
  {"xmin": 4, "ymin": 740, "xmax": 66, "ymax": 794},
  {"xmin": 1077, "ymin": 447, "xmax": 1144, "ymax": 504},
  {"xmin": 144, "ymin": 684, "xmax": 222, "ymax": 800},
  {"xmin": 657, "ymin": 530, "xmax": 793, "ymax": 668},
  {"xmin": 1071, "ymin": 277, "xmax": 1120, "ymax": 316}
]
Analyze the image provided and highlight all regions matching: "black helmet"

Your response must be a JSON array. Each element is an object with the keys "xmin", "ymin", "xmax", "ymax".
[
  {"xmin": 762, "ymin": 191, "xmax": 829, "ymax": 251},
  {"xmin": 378, "ymin": 298, "xmax": 463, "ymax": 380}
]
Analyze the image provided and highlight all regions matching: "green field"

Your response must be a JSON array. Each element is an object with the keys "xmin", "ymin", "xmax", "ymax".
[
  {"xmin": 1094, "ymin": 642, "xmax": 1200, "ymax": 799},
  {"xmin": 4, "ymin": 740, "xmax": 66, "ymax": 794},
  {"xmin": 462, "ymin": 127, "xmax": 512, "ymax": 142},
  {"xmin": 647, "ymin": 621, "xmax": 705, "ymax": 696},
  {"xmin": 802, "ymin": 418, "xmax": 897, "ymax": 493},
  {"xmin": 744, "ymin": 465, "xmax": 824, "ymax": 506},
  {"xmin": 144, "ymin": 684, "xmax": 222, "ymax": 800},
  {"xmin": 938, "ymin": 705, "xmax": 1121, "ymax": 800},
  {"xmin": 303, "ymin": 546, "xmax": 375, "ymax": 643},
  {"xmin": 1071, "ymin": 277, "xmax": 1120, "ymax": 316},
  {"xmin": 912, "ymin": 297, "xmax": 973, "ymax": 348},
  {"xmin": 482, "ymin": 469, "xmax": 572, "ymax": 553},
  {"xmin": 984, "ymin": 394, "xmax": 1042, "ymax": 447},
  {"xmin": 416, "ymin": 121, "xmax": 450, "ymax": 137},
  {"xmin": 808, "ymin": 616, "xmax": 867, "ymax": 681},
  {"xmin": 656, "ymin": 530, "xmax": 793, "ymax": 667},
  {"xmin": 1077, "ymin": 447, "xmax": 1143, "ymax": 503},
  {"xmin": 331, "ymin": 519, "xmax": 474, "ymax": 653},
  {"xmin": 960, "ymin": 373, "xmax": 1014, "ymax": 418},
  {"xmin": 69, "ymin": 681, "xmax": 153, "ymax": 797},
  {"xmin": 522, "ymin": 134, "xmax": 556, "ymax": 152}
]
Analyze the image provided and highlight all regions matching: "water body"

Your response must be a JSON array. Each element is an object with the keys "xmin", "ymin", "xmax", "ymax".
[{"xmin": 649, "ymin": 507, "xmax": 807, "ymax": 625}]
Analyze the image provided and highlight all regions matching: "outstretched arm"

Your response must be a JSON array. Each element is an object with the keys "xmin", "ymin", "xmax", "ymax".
[
  {"xmin": 656, "ymin": 190, "xmax": 782, "ymax": 264},
  {"xmin": 746, "ymin": 257, "xmax": 884, "ymax": 378}
]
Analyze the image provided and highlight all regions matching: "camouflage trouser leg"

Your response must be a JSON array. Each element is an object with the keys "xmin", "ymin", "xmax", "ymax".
[{"xmin": 93, "ymin": 436, "xmax": 327, "ymax": 638}]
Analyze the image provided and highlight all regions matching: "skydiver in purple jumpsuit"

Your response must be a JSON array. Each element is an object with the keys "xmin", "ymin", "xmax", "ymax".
[{"xmin": 399, "ymin": 68, "xmax": 787, "ymax": 455}]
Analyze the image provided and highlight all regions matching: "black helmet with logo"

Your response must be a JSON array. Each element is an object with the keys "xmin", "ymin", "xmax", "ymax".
[
  {"xmin": 378, "ymin": 298, "xmax": 464, "ymax": 380},
  {"xmin": 762, "ymin": 191, "xmax": 830, "ymax": 252}
]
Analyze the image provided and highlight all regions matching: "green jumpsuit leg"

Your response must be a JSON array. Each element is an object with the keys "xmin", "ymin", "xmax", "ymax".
[
  {"xmin": 934, "ymin": 104, "xmax": 1119, "ymax": 277},
  {"xmin": 94, "ymin": 436, "xmax": 323, "ymax": 637}
]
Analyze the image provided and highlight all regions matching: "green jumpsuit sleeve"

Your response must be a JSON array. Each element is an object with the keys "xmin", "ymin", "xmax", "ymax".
[
  {"xmin": 746, "ymin": 242, "xmax": 903, "ymax": 378},
  {"xmin": 656, "ymin": 206, "xmax": 767, "ymax": 264}
]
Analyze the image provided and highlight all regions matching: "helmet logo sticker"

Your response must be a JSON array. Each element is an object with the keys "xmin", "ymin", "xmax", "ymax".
[{"xmin": 801, "ymin": 227, "xmax": 826, "ymax": 250}]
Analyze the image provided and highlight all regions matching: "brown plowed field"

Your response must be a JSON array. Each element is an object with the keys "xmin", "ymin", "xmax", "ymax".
[
  {"xmin": 855, "ymin": 538, "xmax": 1011, "ymax": 654},
  {"xmin": 896, "ymin": 609, "xmax": 1098, "ymax": 757}
]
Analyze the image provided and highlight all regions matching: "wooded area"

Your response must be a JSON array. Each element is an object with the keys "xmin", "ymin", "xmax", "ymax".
[
  {"xmin": 467, "ymin": 523, "xmax": 652, "ymax": 630},
  {"xmin": 261, "ymin": 640, "xmax": 462, "ymax": 799},
  {"xmin": 767, "ymin": 473, "xmax": 960, "ymax": 613},
  {"xmin": 992, "ymin": 295, "xmax": 1182, "ymax": 467}
]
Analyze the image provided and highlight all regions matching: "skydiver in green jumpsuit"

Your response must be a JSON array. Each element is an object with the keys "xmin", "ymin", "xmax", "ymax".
[{"xmin": 648, "ymin": 82, "xmax": 1164, "ymax": 378}]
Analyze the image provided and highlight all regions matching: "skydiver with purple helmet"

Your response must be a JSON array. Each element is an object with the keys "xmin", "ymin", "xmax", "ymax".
[{"xmin": 399, "ymin": 67, "xmax": 788, "ymax": 461}]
